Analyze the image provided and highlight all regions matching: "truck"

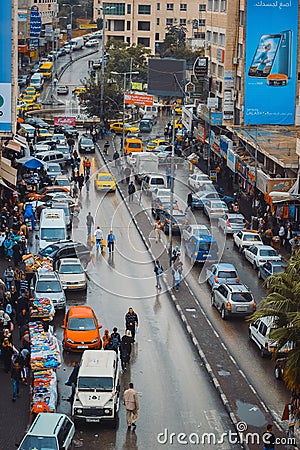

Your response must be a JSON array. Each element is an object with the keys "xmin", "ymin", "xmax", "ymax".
[
  {"xmin": 134, "ymin": 152, "xmax": 158, "ymax": 183},
  {"xmin": 70, "ymin": 37, "xmax": 84, "ymax": 50}
]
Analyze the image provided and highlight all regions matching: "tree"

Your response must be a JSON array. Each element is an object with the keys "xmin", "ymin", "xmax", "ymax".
[{"xmin": 250, "ymin": 250, "xmax": 300, "ymax": 419}]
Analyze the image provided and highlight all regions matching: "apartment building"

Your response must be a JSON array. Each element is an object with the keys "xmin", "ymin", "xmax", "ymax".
[
  {"xmin": 93, "ymin": 0, "xmax": 206, "ymax": 54},
  {"xmin": 19, "ymin": 0, "xmax": 58, "ymax": 24}
]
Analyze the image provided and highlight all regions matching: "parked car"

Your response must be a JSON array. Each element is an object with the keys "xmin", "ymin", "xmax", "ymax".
[
  {"xmin": 182, "ymin": 224, "xmax": 210, "ymax": 241},
  {"xmin": 249, "ymin": 316, "xmax": 293, "ymax": 358},
  {"xmin": 159, "ymin": 209, "xmax": 188, "ymax": 234},
  {"xmin": 141, "ymin": 174, "xmax": 167, "ymax": 195},
  {"xmin": 186, "ymin": 235, "xmax": 219, "ymax": 265},
  {"xmin": 46, "ymin": 163, "xmax": 62, "ymax": 180},
  {"xmin": 206, "ymin": 263, "xmax": 240, "ymax": 289},
  {"xmin": 25, "ymin": 117, "xmax": 50, "ymax": 129},
  {"xmin": 218, "ymin": 213, "xmax": 246, "ymax": 234},
  {"xmin": 57, "ymin": 258, "xmax": 87, "ymax": 291},
  {"xmin": 55, "ymin": 174, "xmax": 71, "ymax": 192},
  {"xmin": 62, "ymin": 305, "xmax": 102, "ymax": 351},
  {"xmin": 258, "ymin": 261, "xmax": 286, "ymax": 280},
  {"xmin": 211, "ymin": 283, "xmax": 256, "ymax": 320},
  {"xmin": 244, "ymin": 245, "xmax": 281, "ymax": 269},
  {"xmin": 192, "ymin": 191, "xmax": 233, "ymax": 210},
  {"xmin": 233, "ymin": 230, "xmax": 263, "ymax": 252},
  {"xmin": 38, "ymin": 240, "xmax": 91, "ymax": 268},
  {"xmin": 57, "ymin": 85, "xmax": 69, "ymax": 95},
  {"xmin": 33, "ymin": 271, "xmax": 66, "ymax": 311},
  {"xmin": 188, "ymin": 172, "xmax": 212, "ymax": 189},
  {"xmin": 147, "ymin": 139, "xmax": 169, "ymax": 151},
  {"xmin": 78, "ymin": 137, "xmax": 95, "ymax": 153},
  {"xmin": 85, "ymin": 38, "xmax": 99, "ymax": 47},
  {"xmin": 203, "ymin": 200, "xmax": 228, "ymax": 220}
]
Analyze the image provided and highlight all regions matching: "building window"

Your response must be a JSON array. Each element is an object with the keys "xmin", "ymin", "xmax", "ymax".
[
  {"xmin": 126, "ymin": 37, "xmax": 131, "ymax": 43},
  {"xmin": 114, "ymin": 20, "xmax": 125, "ymax": 31},
  {"xmin": 207, "ymin": 0, "xmax": 212, "ymax": 11},
  {"xmin": 166, "ymin": 18, "xmax": 173, "ymax": 25},
  {"xmin": 211, "ymin": 62, "xmax": 217, "ymax": 75},
  {"xmin": 199, "ymin": 19, "xmax": 205, "ymax": 26},
  {"xmin": 157, "ymin": 3, "xmax": 160, "ymax": 9},
  {"xmin": 138, "ymin": 21, "xmax": 150, "ymax": 30},
  {"xmin": 220, "ymin": 0, "xmax": 227, "ymax": 11},
  {"xmin": 213, "ymin": 32, "xmax": 218, "ymax": 44},
  {"xmin": 206, "ymin": 30, "xmax": 211, "ymax": 42},
  {"xmin": 156, "ymin": 18, "xmax": 160, "ymax": 25},
  {"xmin": 199, "ymin": 3, "xmax": 206, "ymax": 11},
  {"xmin": 238, "ymin": 43, "xmax": 243, "ymax": 58},
  {"xmin": 103, "ymin": 3, "xmax": 125, "ymax": 15},
  {"xmin": 127, "ymin": 21, "xmax": 131, "ymax": 30},
  {"xmin": 194, "ymin": 32, "xmax": 205, "ymax": 39},
  {"xmin": 138, "ymin": 4, "xmax": 151, "ymax": 14},
  {"xmin": 155, "ymin": 32, "xmax": 160, "ymax": 40},
  {"xmin": 137, "ymin": 37, "xmax": 150, "ymax": 46},
  {"xmin": 219, "ymin": 33, "xmax": 225, "ymax": 46},
  {"xmin": 213, "ymin": 0, "xmax": 219, "ymax": 11},
  {"xmin": 180, "ymin": 3, "xmax": 187, "ymax": 10},
  {"xmin": 180, "ymin": 18, "xmax": 186, "ymax": 26},
  {"xmin": 239, "ymin": 10, "xmax": 244, "ymax": 26},
  {"xmin": 167, "ymin": 3, "xmax": 174, "ymax": 10},
  {"xmin": 127, "ymin": 4, "xmax": 131, "ymax": 14},
  {"xmin": 217, "ymin": 65, "xmax": 224, "ymax": 77}
]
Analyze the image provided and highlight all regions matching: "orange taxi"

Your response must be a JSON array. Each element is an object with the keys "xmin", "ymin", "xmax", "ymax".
[
  {"xmin": 62, "ymin": 306, "xmax": 102, "ymax": 352},
  {"xmin": 26, "ymin": 186, "xmax": 69, "ymax": 201}
]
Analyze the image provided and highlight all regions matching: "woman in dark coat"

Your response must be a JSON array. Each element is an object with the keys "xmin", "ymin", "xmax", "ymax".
[{"xmin": 119, "ymin": 330, "xmax": 132, "ymax": 372}]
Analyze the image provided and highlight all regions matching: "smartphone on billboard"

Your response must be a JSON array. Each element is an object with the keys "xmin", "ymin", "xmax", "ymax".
[
  {"xmin": 248, "ymin": 34, "xmax": 282, "ymax": 77},
  {"xmin": 278, "ymin": 30, "xmax": 292, "ymax": 78}
]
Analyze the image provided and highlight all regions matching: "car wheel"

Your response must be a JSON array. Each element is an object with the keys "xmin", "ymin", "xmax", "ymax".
[
  {"xmin": 221, "ymin": 306, "xmax": 227, "ymax": 320},
  {"xmin": 260, "ymin": 347, "xmax": 268, "ymax": 358},
  {"xmin": 258, "ymin": 270, "xmax": 261, "ymax": 279}
]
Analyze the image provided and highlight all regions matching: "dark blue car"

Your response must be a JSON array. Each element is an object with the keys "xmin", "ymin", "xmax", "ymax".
[{"xmin": 258, "ymin": 261, "xmax": 286, "ymax": 281}]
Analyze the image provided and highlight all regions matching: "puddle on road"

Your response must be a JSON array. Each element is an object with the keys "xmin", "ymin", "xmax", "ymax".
[
  {"xmin": 218, "ymin": 369, "xmax": 231, "ymax": 376},
  {"xmin": 236, "ymin": 400, "xmax": 267, "ymax": 427}
]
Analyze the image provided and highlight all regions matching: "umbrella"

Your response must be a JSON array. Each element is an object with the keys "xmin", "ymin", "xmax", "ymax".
[{"xmin": 17, "ymin": 156, "xmax": 45, "ymax": 169}]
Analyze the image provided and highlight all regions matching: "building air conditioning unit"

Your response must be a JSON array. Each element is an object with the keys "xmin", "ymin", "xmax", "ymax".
[{"xmin": 233, "ymin": 57, "xmax": 239, "ymax": 65}]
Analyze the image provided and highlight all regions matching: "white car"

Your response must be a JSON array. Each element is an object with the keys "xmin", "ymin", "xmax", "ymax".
[
  {"xmin": 57, "ymin": 258, "xmax": 87, "ymax": 291},
  {"xmin": 233, "ymin": 230, "xmax": 263, "ymax": 252},
  {"xmin": 52, "ymin": 133, "xmax": 67, "ymax": 145},
  {"xmin": 218, "ymin": 213, "xmax": 246, "ymax": 234},
  {"xmin": 244, "ymin": 245, "xmax": 281, "ymax": 269},
  {"xmin": 203, "ymin": 200, "xmax": 228, "ymax": 219},
  {"xmin": 182, "ymin": 224, "xmax": 210, "ymax": 241},
  {"xmin": 188, "ymin": 173, "xmax": 212, "ymax": 190},
  {"xmin": 85, "ymin": 39, "xmax": 99, "ymax": 47},
  {"xmin": 46, "ymin": 163, "xmax": 62, "ymax": 181}
]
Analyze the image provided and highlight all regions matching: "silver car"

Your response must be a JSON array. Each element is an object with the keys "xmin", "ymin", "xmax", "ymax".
[
  {"xmin": 33, "ymin": 272, "xmax": 66, "ymax": 310},
  {"xmin": 211, "ymin": 283, "xmax": 256, "ymax": 320},
  {"xmin": 218, "ymin": 213, "xmax": 245, "ymax": 234}
]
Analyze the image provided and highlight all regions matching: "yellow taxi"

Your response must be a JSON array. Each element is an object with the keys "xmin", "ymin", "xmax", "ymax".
[
  {"xmin": 19, "ymin": 94, "xmax": 35, "ymax": 105},
  {"xmin": 174, "ymin": 106, "xmax": 182, "ymax": 115},
  {"xmin": 110, "ymin": 122, "xmax": 139, "ymax": 134},
  {"xmin": 94, "ymin": 172, "xmax": 116, "ymax": 192},
  {"xmin": 25, "ymin": 86, "xmax": 40, "ymax": 99},
  {"xmin": 72, "ymin": 86, "xmax": 86, "ymax": 95},
  {"xmin": 37, "ymin": 128, "xmax": 53, "ymax": 140},
  {"xmin": 146, "ymin": 138, "xmax": 169, "ymax": 151}
]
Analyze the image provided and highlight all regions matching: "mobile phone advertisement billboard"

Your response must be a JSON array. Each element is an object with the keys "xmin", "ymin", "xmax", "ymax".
[
  {"xmin": 244, "ymin": 0, "xmax": 298, "ymax": 125},
  {"xmin": 0, "ymin": 1, "xmax": 12, "ymax": 132}
]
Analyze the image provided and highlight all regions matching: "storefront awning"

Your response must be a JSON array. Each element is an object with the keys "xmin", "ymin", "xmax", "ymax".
[
  {"xmin": 0, "ymin": 157, "xmax": 17, "ymax": 186},
  {"xmin": 13, "ymin": 136, "xmax": 27, "ymax": 148},
  {"xmin": 4, "ymin": 140, "xmax": 21, "ymax": 153}
]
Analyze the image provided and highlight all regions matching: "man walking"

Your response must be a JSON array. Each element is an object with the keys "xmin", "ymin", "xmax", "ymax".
[
  {"xmin": 154, "ymin": 260, "xmax": 163, "ymax": 290},
  {"xmin": 86, "ymin": 212, "xmax": 94, "ymax": 236},
  {"xmin": 125, "ymin": 307, "xmax": 139, "ymax": 342},
  {"xmin": 263, "ymin": 424, "xmax": 276, "ymax": 450},
  {"xmin": 128, "ymin": 181, "xmax": 136, "ymax": 202},
  {"xmin": 94, "ymin": 226, "xmax": 103, "ymax": 251},
  {"xmin": 107, "ymin": 230, "xmax": 116, "ymax": 253},
  {"xmin": 123, "ymin": 383, "xmax": 139, "ymax": 430}
]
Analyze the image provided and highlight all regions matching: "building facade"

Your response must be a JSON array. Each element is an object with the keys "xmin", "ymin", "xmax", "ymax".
[{"xmin": 19, "ymin": 0, "xmax": 58, "ymax": 24}]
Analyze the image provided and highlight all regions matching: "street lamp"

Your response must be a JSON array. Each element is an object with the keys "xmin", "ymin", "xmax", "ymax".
[
  {"xmin": 111, "ymin": 71, "xmax": 139, "ymax": 155},
  {"xmin": 62, "ymin": 3, "xmax": 82, "ymax": 40}
]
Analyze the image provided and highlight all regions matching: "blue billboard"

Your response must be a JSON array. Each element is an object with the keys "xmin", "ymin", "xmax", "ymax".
[
  {"xmin": 244, "ymin": 0, "xmax": 298, "ymax": 125},
  {"xmin": 0, "ymin": 1, "xmax": 12, "ymax": 132}
]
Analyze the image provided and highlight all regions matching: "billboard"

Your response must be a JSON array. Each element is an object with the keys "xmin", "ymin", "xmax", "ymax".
[
  {"xmin": 124, "ymin": 93, "xmax": 153, "ymax": 106},
  {"xmin": 0, "ymin": 1, "xmax": 12, "ymax": 132},
  {"xmin": 244, "ymin": 0, "xmax": 298, "ymax": 125},
  {"xmin": 54, "ymin": 117, "xmax": 76, "ymax": 126},
  {"xmin": 148, "ymin": 58, "xmax": 186, "ymax": 97}
]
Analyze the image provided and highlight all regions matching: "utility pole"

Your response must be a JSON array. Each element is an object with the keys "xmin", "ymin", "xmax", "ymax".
[{"xmin": 168, "ymin": 106, "xmax": 176, "ymax": 264}]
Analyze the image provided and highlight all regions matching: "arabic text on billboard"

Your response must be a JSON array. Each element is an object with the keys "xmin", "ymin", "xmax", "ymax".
[
  {"xmin": 124, "ymin": 93, "xmax": 153, "ymax": 106},
  {"xmin": 244, "ymin": 0, "xmax": 298, "ymax": 125},
  {"xmin": 54, "ymin": 117, "xmax": 76, "ymax": 126},
  {"xmin": 0, "ymin": 1, "xmax": 12, "ymax": 132}
]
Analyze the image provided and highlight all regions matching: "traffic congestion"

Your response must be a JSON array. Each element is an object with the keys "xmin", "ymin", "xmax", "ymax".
[{"xmin": 0, "ymin": 27, "xmax": 298, "ymax": 450}]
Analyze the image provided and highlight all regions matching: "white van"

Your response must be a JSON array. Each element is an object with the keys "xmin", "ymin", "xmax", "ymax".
[
  {"xmin": 249, "ymin": 316, "xmax": 293, "ymax": 358},
  {"xmin": 36, "ymin": 150, "xmax": 67, "ymax": 166},
  {"xmin": 18, "ymin": 123, "xmax": 36, "ymax": 140},
  {"xmin": 144, "ymin": 105, "xmax": 159, "ymax": 117},
  {"xmin": 72, "ymin": 350, "xmax": 120, "ymax": 426},
  {"xmin": 70, "ymin": 37, "xmax": 84, "ymax": 50},
  {"xmin": 39, "ymin": 208, "xmax": 67, "ymax": 250},
  {"xmin": 30, "ymin": 73, "xmax": 44, "ymax": 91}
]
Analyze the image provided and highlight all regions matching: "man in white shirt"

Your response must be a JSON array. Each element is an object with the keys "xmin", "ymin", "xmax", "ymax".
[{"xmin": 94, "ymin": 226, "xmax": 103, "ymax": 251}]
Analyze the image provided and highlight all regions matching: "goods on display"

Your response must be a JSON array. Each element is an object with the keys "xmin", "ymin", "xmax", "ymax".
[
  {"xmin": 31, "ymin": 369, "xmax": 57, "ymax": 413},
  {"xmin": 30, "ymin": 297, "xmax": 55, "ymax": 321},
  {"xmin": 29, "ymin": 321, "xmax": 61, "ymax": 371}
]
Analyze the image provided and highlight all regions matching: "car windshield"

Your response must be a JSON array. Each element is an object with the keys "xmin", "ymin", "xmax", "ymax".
[
  {"xmin": 78, "ymin": 376, "xmax": 113, "ymax": 391},
  {"xmin": 39, "ymin": 245, "xmax": 59, "ymax": 257},
  {"xmin": 81, "ymin": 139, "xmax": 93, "ymax": 145},
  {"xmin": 128, "ymin": 143, "xmax": 141, "ymax": 149},
  {"xmin": 56, "ymin": 179, "xmax": 69, "ymax": 186},
  {"xmin": 244, "ymin": 234, "xmax": 260, "ymax": 241},
  {"xmin": 193, "ymin": 228, "xmax": 210, "ymax": 236},
  {"xmin": 19, "ymin": 436, "xmax": 58, "ymax": 450},
  {"xmin": 68, "ymin": 317, "xmax": 96, "ymax": 331},
  {"xmin": 48, "ymin": 165, "xmax": 61, "ymax": 172},
  {"xmin": 36, "ymin": 280, "xmax": 61, "ymax": 293},
  {"xmin": 231, "ymin": 292, "xmax": 253, "ymax": 303},
  {"xmin": 210, "ymin": 202, "xmax": 226, "ymax": 208},
  {"xmin": 273, "ymin": 265, "xmax": 284, "ymax": 273},
  {"xmin": 41, "ymin": 228, "xmax": 66, "ymax": 241},
  {"xmin": 260, "ymin": 249, "xmax": 278, "ymax": 257},
  {"xmin": 218, "ymin": 271, "xmax": 237, "ymax": 278},
  {"xmin": 98, "ymin": 175, "xmax": 113, "ymax": 181},
  {"xmin": 198, "ymin": 242, "xmax": 218, "ymax": 252},
  {"xmin": 59, "ymin": 264, "xmax": 83, "ymax": 274},
  {"xmin": 230, "ymin": 218, "xmax": 244, "ymax": 223}
]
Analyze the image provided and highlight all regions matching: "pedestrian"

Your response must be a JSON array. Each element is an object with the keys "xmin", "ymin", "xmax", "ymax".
[
  {"xmin": 86, "ymin": 212, "xmax": 94, "ymax": 236},
  {"xmin": 94, "ymin": 226, "xmax": 103, "ymax": 251},
  {"xmin": 78, "ymin": 173, "xmax": 85, "ymax": 193},
  {"xmin": 120, "ymin": 330, "xmax": 132, "ymax": 371},
  {"xmin": 153, "ymin": 219, "xmax": 163, "ymax": 243},
  {"xmin": 154, "ymin": 260, "xmax": 163, "ymax": 290},
  {"xmin": 173, "ymin": 266, "xmax": 181, "ymax": 291},
  {"xmin": 166, "ymin": 166, "xmax": 172, "ymax": 188},
  {"xmin": 85, "ymin": 174, "xmax": 90, "ymax": 193},
  {"xmin": 4, "ymin": 266, "xmax": 14, "ymax": 292},
  {"xmin": 125, "ymin": 307, "xmax": 139, "ymax": 342},
  {"xmin": 19, "ymin": 273, "xmax": 29, "ymax": 296},
  {"xmin": 278, "ymin": 225, "xmax": 286, "ymax": 247},
  {"xmin": 20, "ymin": 348, "xmax": 30, "ymax": 384},
  {"xmin": 186, "ymin": 191, "xmax": 193, "ymax": 212},
  {"xmin": 123, "ymin": 382, "xmax": 139, "ymax": 430},
  {"xmin": 1, "ymin": 337, "xmax": 13, "ymax": 372},
  {"xmin": 11, "ymin": 359, "xmax": 22, "ymax": 402},
  {"xmin": 262, "ymin": 424, "xmax": 276, "ymax": 450},
  {"xmin": 124, "ymin": 166, "xmax": 131, "ymax": 184},
  {"xmin": 12, "ymin": 242, "xmax": 22, "ymax": 267},
  {"xmin": 128, "ymin": 181, "xmax": 136, "ymax": 202},
  {"xmin": 103, "ymin": 141, "xmax": 110, "ymax": 155},
  {"xmin": 65, "ymin": 361, "xmax": 79, "ymax": 402},
  {"xmin": 264, "ymin": 227, "xmax": 273, "ymax": 246},
  {"xmin": 107, "ymin": 230, "xmax": 116, "ymax": 253},
  {"xmin": 17, "ymin": 308, "xmax": 29, "ymax": 339},
  {"xmin": 113, "ymin": 150, "xmax": 120, "ymax": 168},
  {"xmin": 102, "ymin": 329, "xmax": 110, "ymax": 349},
  {"xmin": 4, "ymin": 236, "xmax": 14, "ymax": 261},
  {"xmin": 111, "ymin": 327, "xmax": 121, "ymax": 352}
]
